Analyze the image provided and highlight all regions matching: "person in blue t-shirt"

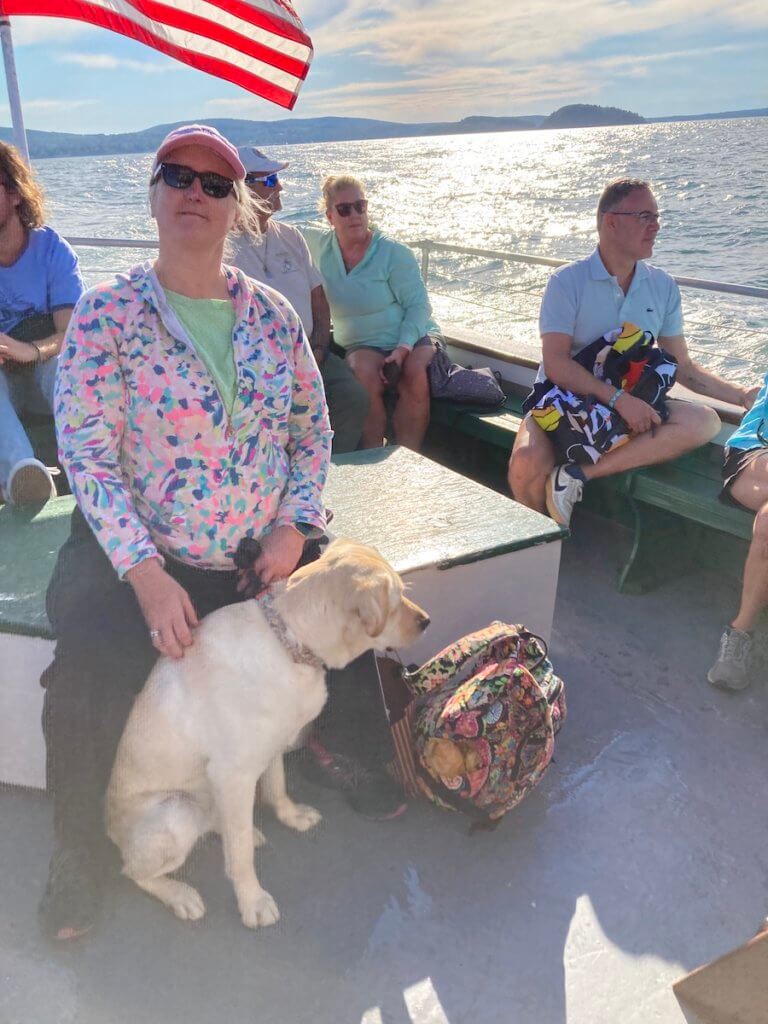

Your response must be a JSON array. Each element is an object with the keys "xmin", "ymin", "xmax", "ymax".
[
  {"xmin": 508, "ymin": 178, "xmax": 760, "ymax": 527},
  {"xmin": 707, "ymin": 375, "xmax": 768, "ymax": 690},
  {"xmin": 0, "ymin": 141, "xmax": 84, "ymax": 506}
]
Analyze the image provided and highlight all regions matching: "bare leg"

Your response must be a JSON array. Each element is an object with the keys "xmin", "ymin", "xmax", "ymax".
[
  {"xmin": 508, "ymin": 415, "xmax": 556, "ymax": 514},
  {"xmin": 347, "ymin": 349, "xmax": 387, "ymax": 448},
  {"xmin": 207, "ymin": 764, "xmax": 279, "ymax": 929},
  {"xmin": 583, "ymin": 400, "xmax": 720, "ymax": 480},
  {"xmin": 727, "ymin": 455, "xmax": 768, "ymax": 632},
  {"xmin": 392, "ymin": 345, "xmax": 434, "ymax": 451},
  {"xmin": 261, "ymin": 755, "xmax": 322, "ymax": 832}
]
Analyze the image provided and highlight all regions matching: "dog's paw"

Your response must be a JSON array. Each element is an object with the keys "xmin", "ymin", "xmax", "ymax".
[
  {"xmin": 275, "ymin": 801, "xmax": 322, "ymax": 832},
  {"xmin": 252, "ymin": 826, "xmax": 267, "ymax": 848},
  {"xmin": 239, "ymin": 889, "xmax": 280, "ymax": 929},
  {"xmin": 168, "ymin": 883, "xmax": 206, "ymax": 922}
]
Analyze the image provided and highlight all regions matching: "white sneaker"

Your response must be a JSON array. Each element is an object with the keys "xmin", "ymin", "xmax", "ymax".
[
  {"xmin": 545, "ymin": 466, "xmax": 584, "ymax": 527},
  {"xmin": 7, "ymin": 458, "xmax": 57, "ymax": 507}
]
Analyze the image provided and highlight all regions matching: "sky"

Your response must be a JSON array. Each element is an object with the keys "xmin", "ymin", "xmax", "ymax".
[{"xmin": 0, "ymin": 2, "xmax": 766, "ymax": 135}]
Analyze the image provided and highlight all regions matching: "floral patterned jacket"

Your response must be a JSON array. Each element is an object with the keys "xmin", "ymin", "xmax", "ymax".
[{"xmin": 55, "ymin": 262, "xmax": 332, "ymax": 578}]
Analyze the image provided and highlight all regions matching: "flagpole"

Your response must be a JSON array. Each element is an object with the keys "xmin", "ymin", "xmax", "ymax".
[{"xmin": 0, "ymin": 16, "xmax": 30, "ymax": 164}]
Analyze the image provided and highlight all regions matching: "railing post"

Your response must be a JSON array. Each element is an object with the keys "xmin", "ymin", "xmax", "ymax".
[{"xmin": 421, "ymin": 242, "xmax": 431, "ymax": 283}]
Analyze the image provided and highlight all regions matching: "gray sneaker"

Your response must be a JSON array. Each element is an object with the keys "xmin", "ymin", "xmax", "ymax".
[
  {"xmin": 545, "ymin": 466, "xmax": 584, "ymax": 527},
  {"xmin": 707, "ymin": 626, "xmax": 753, "ymax": 691}
]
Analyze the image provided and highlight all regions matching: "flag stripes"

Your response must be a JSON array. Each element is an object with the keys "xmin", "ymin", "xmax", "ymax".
[{"xmin": 2, "ymin": 0, "xmax": 313, "ymax": 109}]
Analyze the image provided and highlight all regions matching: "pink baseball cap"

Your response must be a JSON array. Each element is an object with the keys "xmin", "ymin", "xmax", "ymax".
[{"xmin": 153, "ymin": 124, "xmax": 246, "ymax": 180}]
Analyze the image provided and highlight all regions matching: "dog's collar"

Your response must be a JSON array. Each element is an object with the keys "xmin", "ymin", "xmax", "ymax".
[{"xmin": 257, "ymin": 591, "xmax": 326, "ymax": 672}]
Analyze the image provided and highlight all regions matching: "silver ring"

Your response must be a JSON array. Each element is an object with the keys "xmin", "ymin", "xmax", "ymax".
[{"xmin": 149, "ymin": 629, "xmax": 162, "ymax": 641}]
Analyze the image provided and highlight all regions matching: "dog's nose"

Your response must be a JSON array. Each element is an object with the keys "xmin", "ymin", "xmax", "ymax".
[{"xmin": 418, "ymin": 612, "xmax": 430, "ymax": 632}]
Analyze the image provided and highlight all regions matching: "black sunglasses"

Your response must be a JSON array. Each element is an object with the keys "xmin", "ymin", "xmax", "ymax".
[
  {"xmin": 245, "ymin": 172, "xmax": 279, "ymax": 188},
  {"xmin": 153, "ymin": 162, "xmax": 235, "ymax": 199},
  {"xmin": 334, "ymin": 199, "xmax": 368, "ymax": 217}
]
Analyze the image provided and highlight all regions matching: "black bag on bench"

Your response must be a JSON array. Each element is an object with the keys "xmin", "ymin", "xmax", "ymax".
[{"xmin": 427, "ymin": 340, "xmax": 506, "ymax": 407}]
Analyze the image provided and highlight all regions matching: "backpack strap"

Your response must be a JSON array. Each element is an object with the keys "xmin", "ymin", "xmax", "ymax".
[
  {"xmin": 415, "ymin": 763, "xmax": 500, "ymax": 834},
  {"xmin": 404, "ymin": 621, "xmax": 520, "ymax": 696}
]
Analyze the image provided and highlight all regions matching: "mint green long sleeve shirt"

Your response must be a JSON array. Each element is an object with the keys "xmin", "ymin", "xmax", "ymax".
[{"xmin": 301, "ymin": 226, "xmax": 439, "ymax": 351}]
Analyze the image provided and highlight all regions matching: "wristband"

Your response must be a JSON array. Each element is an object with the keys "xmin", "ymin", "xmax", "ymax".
[
  {"xmin": 607, "ymin": 388, "xmax": 624, "ymax": 411},
  {"xmin": 31, "ymin": 337, "xmax": 60, "ymax": 363}
]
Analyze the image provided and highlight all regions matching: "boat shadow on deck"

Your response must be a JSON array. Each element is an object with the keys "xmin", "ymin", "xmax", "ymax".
[{"xmin": 1, "ymin": 510, "xmax": 766, "ymax": 1024}]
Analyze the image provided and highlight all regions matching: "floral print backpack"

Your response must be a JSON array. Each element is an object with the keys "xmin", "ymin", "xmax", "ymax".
[{"xmin": 382, "ymin": 622, "xmax": 566, "ymax": 829}]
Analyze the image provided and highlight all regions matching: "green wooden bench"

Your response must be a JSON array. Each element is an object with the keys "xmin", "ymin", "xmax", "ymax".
[
  {"xmin": 0, "ymin": 448, "xmax": 564, "ymax": 788},
  {"xmin": 0, "ymin": 496, "xmax": 75, "ymax": 788},
  {"xmin": 428, "ymin": 394, "xmax": 754, "ymax": 593},
  {"xmin": 0, "ymin": 496, "xmax": 75, "ymax": 639}
]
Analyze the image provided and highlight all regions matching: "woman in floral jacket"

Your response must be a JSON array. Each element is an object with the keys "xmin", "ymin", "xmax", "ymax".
[{"xmin": 39, "ymin": 125, "xmax": 332, "ymax": 941}]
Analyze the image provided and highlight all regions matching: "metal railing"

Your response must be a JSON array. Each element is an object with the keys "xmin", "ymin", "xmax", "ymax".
[
  {"xmin": 409, "ymin": 239, "xmax": 768, "ymax": 301},
  {"xmin": 66, "ymin": 234, "xmax": 768, "ymax": 301},
  {"xmin": 66, "ymin": 236, "xmax": 768, "ymax": 361}
]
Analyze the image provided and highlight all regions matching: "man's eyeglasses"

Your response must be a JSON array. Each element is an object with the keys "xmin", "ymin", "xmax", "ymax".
[
  {"xmin": 245, "ymin": 172, "xmax": 280, "ymax": 188},
  {"xmin": 609, "ymin": 210, "xmax": 661, "ymax": 225},
  {"xmin": 152, "ymin": 162, "xmax": 234, "ymax": 199},
  {"xmin": 334, "ymin": 199, "xmax": 368, "ymax": 217}
]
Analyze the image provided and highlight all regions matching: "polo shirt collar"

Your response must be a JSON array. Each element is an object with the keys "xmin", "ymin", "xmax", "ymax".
[
  {"xmin": 589, "ymin": 248, "xmax": 611, "ymax": 280},
  {"xmin": 590, "ymin": 247, "xmax": 648, "ymax": 284}
]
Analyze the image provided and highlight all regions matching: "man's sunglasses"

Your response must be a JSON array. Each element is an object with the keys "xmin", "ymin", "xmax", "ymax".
[
  {"xmin": 153, "ymin": 162, "xmax": 235, "ymax": 199},
  {"xmin": 245, "ymin": 172, "xmax": 280, "ymax": 188},
  {"xmin": 334, "ymin": 199, "xmax": 368, "ymax": 217}
]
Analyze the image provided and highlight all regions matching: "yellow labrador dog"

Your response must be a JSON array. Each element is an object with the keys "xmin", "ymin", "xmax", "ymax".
[{"xmin": 106, "ymin": 539, "xmax": 429, "ymax": 930}]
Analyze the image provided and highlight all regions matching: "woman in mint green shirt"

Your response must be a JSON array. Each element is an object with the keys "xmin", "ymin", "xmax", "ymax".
[{"xmin": 302, "ymin": 175, "xmax": 439, "ymax": 449}]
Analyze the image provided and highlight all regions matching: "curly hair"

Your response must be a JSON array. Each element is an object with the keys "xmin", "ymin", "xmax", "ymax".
[{"xmin": 0, "ymin": 142, "xmax": 47, "ymax": 229}]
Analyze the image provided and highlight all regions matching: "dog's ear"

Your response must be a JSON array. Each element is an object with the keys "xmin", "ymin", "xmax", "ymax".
[{"xmin": 353, "ymin": 576, "xmax": 391, "ymax": 638}]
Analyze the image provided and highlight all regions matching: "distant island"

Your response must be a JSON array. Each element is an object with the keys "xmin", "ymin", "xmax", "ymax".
[
  {"xmin": 0, "ymin": 104, "xmax": 765, "ymax": 160},
  {"xmin": 542, "ymin": 104, "xmax": 644, "ymax": 128}
]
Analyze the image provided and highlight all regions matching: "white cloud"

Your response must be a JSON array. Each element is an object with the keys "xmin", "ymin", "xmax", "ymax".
[
  {"xmin": 0, "ymin": 98, "xmax": 97, "ymax": 115},
  {"xmin": 5, "ymin": 15, "xmax": 95, "ymax": 45},
  {"xmin": 308, "ymin": 0, "xmax": 768, "ymax": 68},
  {"xmin": 287, "ymin": 40, "xmax": 761, "ymax": 121},
  {"xmin": 58, "ymin": 53, "xmax": 179, "ymax": 74}
]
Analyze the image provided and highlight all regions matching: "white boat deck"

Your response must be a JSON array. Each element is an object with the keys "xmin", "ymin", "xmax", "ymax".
[{"xmin": 1, "ymin": 510, "xmax": 765, "ymax": 1024}]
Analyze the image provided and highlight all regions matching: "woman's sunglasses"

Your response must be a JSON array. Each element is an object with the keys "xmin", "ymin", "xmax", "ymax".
[
  {"xmin": 153, "ymin": 162, "xmax": 235, "ymax": 199},
  {"xmin": 245, "ymin": 172, "xmax": 279, "ymax": 188},
  {"xmin": 334, "ymin": 199, "xmax": 368, "ymax": 217}
]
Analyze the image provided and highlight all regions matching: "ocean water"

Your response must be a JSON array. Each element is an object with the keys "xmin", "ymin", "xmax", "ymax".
[{"xmin": 34, "ymin": 117, "xmax": 768, "ymax": 383}]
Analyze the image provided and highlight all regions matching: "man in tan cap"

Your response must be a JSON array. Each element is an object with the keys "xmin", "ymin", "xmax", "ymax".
[{"xmin": 230, "ymin": 147, "xmax": 368, "ymax": 453}]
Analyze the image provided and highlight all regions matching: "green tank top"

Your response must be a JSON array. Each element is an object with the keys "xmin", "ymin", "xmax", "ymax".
[{"xmin": 166, "ymin": 290, "xmax": 238, "ymax": 415}]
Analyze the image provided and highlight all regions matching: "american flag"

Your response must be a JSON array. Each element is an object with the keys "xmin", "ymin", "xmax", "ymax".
[{"xmin": 0, "ymin": 0, "xmax": 313, "ymax": 109}]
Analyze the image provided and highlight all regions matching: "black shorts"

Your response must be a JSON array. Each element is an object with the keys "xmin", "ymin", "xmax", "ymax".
[
  {"xmin": 345, "ymin": 334, "xmax": 438, "ymax": 356},
  {"xmin": 720, "ymin": 446, "xmax": 768, "ymax": 508}
]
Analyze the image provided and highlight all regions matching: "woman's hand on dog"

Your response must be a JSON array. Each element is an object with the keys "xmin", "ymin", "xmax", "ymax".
[
  {"xmin": 126, "ymin": 559, "xmax": 199, "ymax": 659},
  {"xmin": 238, "ymin": 525, "xmax": 305, "ymax": 591}
]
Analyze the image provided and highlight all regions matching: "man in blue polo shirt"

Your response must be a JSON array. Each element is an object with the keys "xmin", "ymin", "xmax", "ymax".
[
  {"xmin": 508, "ymin": 178, "xmax": 759, "ymax": 525},
  {"xmin": 0, "ymin": 141, "xmax": 83, "ymax": 506}
]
